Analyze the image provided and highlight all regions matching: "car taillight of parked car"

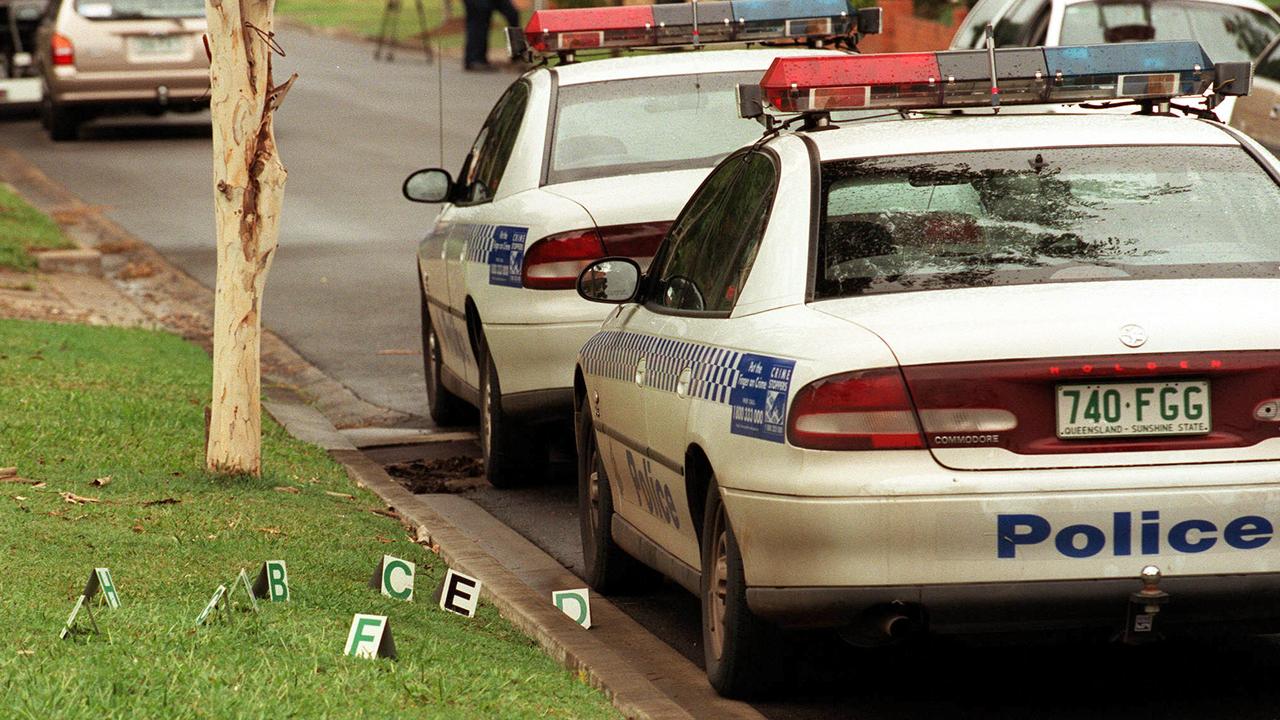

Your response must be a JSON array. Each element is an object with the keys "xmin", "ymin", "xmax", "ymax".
[
  {"xmin": 523, "ymin": 221, "xmax": 669, "ymax": 290},
  {"xmin": 787, "ymin": 368, "xmax": 926, "ymax": 450},
  {"xmin": 51, "ymin": 33, "xmax": 75, "ymax": 66}
]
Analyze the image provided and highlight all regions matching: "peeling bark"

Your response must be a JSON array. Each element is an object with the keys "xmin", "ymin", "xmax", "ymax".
[{"xmin": 205, "ymin": 0, "xmax": 296, "ymax": 476}]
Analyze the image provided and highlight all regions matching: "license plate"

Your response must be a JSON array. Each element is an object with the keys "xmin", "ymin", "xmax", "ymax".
[
  {"xmin": 1055, "ymin": 380, "xmax": 1211, "ymax": 439},
  {"xmin": 128, "ymin": 35, "xmax": 188, "ymax": 59}
]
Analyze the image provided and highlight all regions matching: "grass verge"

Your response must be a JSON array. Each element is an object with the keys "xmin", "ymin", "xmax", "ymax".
[
  {"xmin": 0, "ymin": 318, "xmax": 616, "ymax": 719},
  {"xmin": 276, "ymin": 0, "xmax": 523, "ymax": 58},
  {"xmin": 0, "ymin": 184, "xmax": 74, "ymax": 272}
]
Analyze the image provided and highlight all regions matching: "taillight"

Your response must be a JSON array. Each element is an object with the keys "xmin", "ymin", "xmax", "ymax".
[
  {"xmin": 522, "ymin": 229, "xmax": 606, "ymax": 290},
  {"xmin": 52, "ymin": 33, "xmax": 74, "ymax": 66},
  {"xmin": 599, "ymin": 221, "xmax": 669, "ymax": 263},
  {"xmin": 523, "ymin": 221, "xmax": 670, "ymax": 290},
  {"xmin": 787, "ymin": 368, "xmax": 925, "ymax": 450}
]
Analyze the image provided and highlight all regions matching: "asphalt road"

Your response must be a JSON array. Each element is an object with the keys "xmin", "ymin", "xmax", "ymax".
[
  {"xmin": 10, "ymin": 28, "xmax": 1280, "ymax": 720},
  {"xmin": 0, "ymin": 29, "xmax": 513, "ymax": 417}
]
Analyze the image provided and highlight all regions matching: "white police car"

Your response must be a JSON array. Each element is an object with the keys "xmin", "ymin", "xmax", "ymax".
[
  {"xmin": 402, "ymin": 0, "xmax": 880, "ymax": 487},
  {"xmin": 572, "ymin": 42, "xmax": 1280, "ymax": 697}
]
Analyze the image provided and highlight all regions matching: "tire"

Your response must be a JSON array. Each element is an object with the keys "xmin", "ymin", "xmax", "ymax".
[
  {"xmin": 419, "ymin": 289, "xmax": 469, "ymax": 426},
  {"xmin": 576, "ymin": 397, "xmax": 659, "ymax": 593},
  {"xmin": 478, "ymin": 334, "xmax": 534, "ymax": 488},
  {"xmin": 702, "ymin": 477, "xmax": 791, "ymax": 699},
  {"xmin": 46, "ymin": 100, "xmax": 80, "ymax": 142}
]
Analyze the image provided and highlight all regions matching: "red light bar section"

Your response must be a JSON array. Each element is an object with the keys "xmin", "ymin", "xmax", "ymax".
[
  {"xmin": 760, "ymin": 53, "xmax": 941, "ymax": 111},
  {"xmin": 525, "ymin": 6, "xmax": 656, "ymax": 52}
]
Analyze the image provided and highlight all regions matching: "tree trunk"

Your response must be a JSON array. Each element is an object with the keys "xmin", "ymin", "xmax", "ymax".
[{"xmin": 204, "ymin": 0, "xmax": 295, "ymax": 476}]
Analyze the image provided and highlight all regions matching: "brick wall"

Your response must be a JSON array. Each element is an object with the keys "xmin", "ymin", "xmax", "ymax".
[{"xmin": 858, "ymin": 0, "xmax": 968, "ymax": 53}]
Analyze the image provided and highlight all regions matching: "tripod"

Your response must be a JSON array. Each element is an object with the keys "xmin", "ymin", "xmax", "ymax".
[{"xmin": 375, "ymin": 0, "xmax": 434, "ymax": 63}]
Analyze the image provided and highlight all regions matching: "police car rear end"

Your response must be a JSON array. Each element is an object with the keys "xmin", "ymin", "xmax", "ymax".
[
  {"xmin": 574, "ymin": 41, "xmax": 1280, "ymax": 698},
  {"xmin": 403, "ymin": 0, "xmax": 882, "ymax": 488}
]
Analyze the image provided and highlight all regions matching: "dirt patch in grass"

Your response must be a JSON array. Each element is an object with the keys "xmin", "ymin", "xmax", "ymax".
[{"xmin": 386, "ymin": 455, "xmax": 484, "ymax": 493}]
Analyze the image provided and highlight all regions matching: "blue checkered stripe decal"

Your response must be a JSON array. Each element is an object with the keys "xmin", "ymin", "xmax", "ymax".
[
  {"xmin": 581, "ymin": 331, "xmax": 797, "ymax": 442},
  {"xmin": 464, "ymin": 224, "xmax": 499, "ymax": 263},
  {"xmin": 580, "ymin": 331, "xmax": 742, "ymax": 404}
]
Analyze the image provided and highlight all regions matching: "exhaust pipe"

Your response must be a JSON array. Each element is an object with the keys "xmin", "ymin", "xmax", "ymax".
[{"xmin": 838, "ymin": 604, "xmax": 923, "ymax": 647}]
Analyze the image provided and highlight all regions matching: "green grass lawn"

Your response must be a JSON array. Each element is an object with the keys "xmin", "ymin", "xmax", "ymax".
[
  {"xmin": 0, "ymin": 318, "xmax": 616, "ymax": 719},
  {"xmin": 0, "ymin": 184, "xmax": 73, "ymax": 272},
  {"xmin": 276, "ymin": 0, "xmax": 522, "ymax": 56}
]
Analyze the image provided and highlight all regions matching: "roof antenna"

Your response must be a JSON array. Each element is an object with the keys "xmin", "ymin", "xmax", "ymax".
[
  {"xmin": 692, "ymin": 0, "xmax": 701, "ymax": 46},
  {"xmin": 436, "ymin": 39, "xmax": 444, "ymax": 168},
  {"xmin": 985, "ymin": 23, "xmax": 1001, "ymax": 114}
]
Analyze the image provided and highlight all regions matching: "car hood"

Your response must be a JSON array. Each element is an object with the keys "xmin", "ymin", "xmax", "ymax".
[
  {"xmin": 810, "ymin": 279, "xmax": 1280, "ymax": 366},
  {"xmin": 541, "ymin": 168, "xmax": 711, "ymax": 227}
]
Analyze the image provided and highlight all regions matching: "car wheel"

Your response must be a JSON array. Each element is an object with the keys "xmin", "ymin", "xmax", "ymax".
[
  {"xmin": 478, "ymin": 334, "xmax": 533, "ymax": 488},
  {"xmin": 46, "ymin": 100, "xmax": 80, "ymax": 142},
  {"xmin": 702, "ymin": 477, "xmax": 790, "ymax": 699},
  {"xmin": 576, "ymin": 396, "xmax": 659, "ymax": 593},
  {"xmin": 419, "ymin": 288, "xmax": 469, "ymax": 426}
]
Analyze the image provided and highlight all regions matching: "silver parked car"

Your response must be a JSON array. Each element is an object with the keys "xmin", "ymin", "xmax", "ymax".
[{"xmin": 36, "ymin": 0, "xmax": 209, "ymax": 141}]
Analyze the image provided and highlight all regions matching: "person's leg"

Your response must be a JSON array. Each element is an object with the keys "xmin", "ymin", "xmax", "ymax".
[
  {"xmin": 492, "ymin": 0, "xmax": 519, "ymax": 31},
  {"xmin": 463, "ymin": 0, "xmax": 491, "ymax": 68}
]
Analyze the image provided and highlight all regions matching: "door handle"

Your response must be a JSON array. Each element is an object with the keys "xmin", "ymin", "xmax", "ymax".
[{"xmin": 676, "ymin": 367, "xmax": 693, "ymax": 398}]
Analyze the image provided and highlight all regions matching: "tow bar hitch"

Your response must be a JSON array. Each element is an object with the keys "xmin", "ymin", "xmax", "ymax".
[{"xmin": 1123, "ymin": 565, "xmax": 1169, "ymax": 644}]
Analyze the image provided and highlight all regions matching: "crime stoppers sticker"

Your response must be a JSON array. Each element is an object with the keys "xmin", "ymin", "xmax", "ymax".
[
  {"xmin": 729, "ymin": 353, "xmax": 795, "ymax": 443},
  {"xmin": 487, "ymin": 226, "xmax": 528, "ymax": 288}
]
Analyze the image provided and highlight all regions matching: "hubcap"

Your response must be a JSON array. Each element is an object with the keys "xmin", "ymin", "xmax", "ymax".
[
  {"xmin": 481, "ymin": 371, "xmax": 494, "ymax": 459},
  {"xmin": 426, "ymin": 330, "xmax": 439, "ymax": 398},
  {"xmin": 708, "ymin": 509, "xmax": 729, "ymax": 661},
  {"xmin": 588, "ymin": 467, "xmax": 601, "ymax": 537}
]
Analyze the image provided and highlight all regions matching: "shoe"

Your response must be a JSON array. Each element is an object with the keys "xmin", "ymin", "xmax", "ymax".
[{"xmin": 464, "ymin": 62, "xmax": 499, "ymax": 73}]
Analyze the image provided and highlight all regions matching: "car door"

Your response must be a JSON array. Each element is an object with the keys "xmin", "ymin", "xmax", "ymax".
[
  {"xmin": 434, "ymin": 81, "xmax": 531, "ymax": 390},
  {"xmin": 612, "ymin": 151, "xmax": 780, "ymax": 570},
  {"xmin": 1232, "ymin": 37, "xmax": 1280, "ymax": 151}
]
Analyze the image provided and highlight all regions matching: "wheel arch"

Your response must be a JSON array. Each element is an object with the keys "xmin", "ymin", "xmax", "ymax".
[
  {"xmin": 685, "ymin": 443, "xmax": 714, "ymax": 549},
  {"xmin": 464, "ymin": 296, "xmax": 483, "ymax": 362}
]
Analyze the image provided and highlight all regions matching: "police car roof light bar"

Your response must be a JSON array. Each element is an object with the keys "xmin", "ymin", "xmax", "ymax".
[
  {"xmin": 514, "ymin": 0, "xmax": 881, "ymax": 59},
  {"xmin": 751, "ymin": 41, "xmax": 1250, "ymax": 116}
]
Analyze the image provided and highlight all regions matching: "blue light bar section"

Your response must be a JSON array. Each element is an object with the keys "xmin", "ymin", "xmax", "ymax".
[
  {"xmin": 1044, "ymin": 41, "xmax": 1212, "ymax": 77},
  {"xmin": 731, "ymin": 0, "xmax": 850, "ymax": 22}
]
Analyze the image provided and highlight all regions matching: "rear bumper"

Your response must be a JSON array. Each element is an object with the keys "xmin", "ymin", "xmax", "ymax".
[
  {"xmin": 722, "ymin": 460, "xmax": 1280, "ymax": 631},
  {"xmin": 484, "ymin": 318, "xmax": 602, "ymax": 418},
  {"xmin": 49, "ymin": 67, "xmax": 209, "ymax": 106},
  {"xmin": 747, "ymin": 573, "xmax": 1280, "ymax": 632}
]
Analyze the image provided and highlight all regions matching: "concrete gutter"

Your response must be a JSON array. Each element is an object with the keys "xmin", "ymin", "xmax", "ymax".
[{"xmin": 265, "ymin": 392, "xmax": 768, "ymax": 720}]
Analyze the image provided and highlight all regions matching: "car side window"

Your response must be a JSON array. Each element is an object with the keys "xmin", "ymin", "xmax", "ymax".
[
  {"xmin": 954, "ymin": 0, "xmax": 1008, "ymax": 48},
  {"xmin": 1259, "ymin": 41, "xmax": 1280, "ymax": 82},
  {"xmin": 647, "ymin": 152, "xmax": 778, "ymax": 315},
  {"xmin": 457, "ymin": 81, "xmax": 530, "ymax": 205},
  {"xmin": 992, "ymin": 0, "xmax": 1050, "ymax": 46}
]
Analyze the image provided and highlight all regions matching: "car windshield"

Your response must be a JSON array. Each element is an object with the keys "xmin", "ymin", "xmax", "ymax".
[
  {"xmin": 815, "ymin": 145, "xmax": 1280, "ymax": 299},
  {"xmin": 1059, "ymin": 0, "xmax": 1280, "ymax": 62},
  {"xmin": 547, "ymin": 71, "xmax": 766, "ymax": 184},
  {"xmin": 75, "ymin": 0, "xmax": 205, "ymax": 19}
]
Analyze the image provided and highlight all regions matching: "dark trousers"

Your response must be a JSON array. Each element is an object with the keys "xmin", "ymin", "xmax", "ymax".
[{"xmin": 464, "ymin": 0, "xmax": 520, "ymax": 67}]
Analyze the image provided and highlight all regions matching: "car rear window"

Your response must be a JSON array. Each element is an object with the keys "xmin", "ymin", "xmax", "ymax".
[
  {"xmin": 76, "ymin": 0, "xmax": 205, "ymax": 20},
  {"xmin": 547, "ymin": 71, "xmax": 765, "ymax": 184},
  {"xmin": 1059, "ymin": 0, "xmax": 1280, "ymax": 62},
  {"xmin": 815, "ymin": 145, "xmax": 1280, "ymax": 299}
]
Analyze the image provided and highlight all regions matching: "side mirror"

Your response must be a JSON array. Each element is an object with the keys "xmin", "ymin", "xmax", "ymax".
[
  {"xmin": 577, "ymin": 258, "xmax": 641, "ymax": 304},
  {"xmin": 403, "ymin": 168, "xmax": 453, "ymax": 203}
]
